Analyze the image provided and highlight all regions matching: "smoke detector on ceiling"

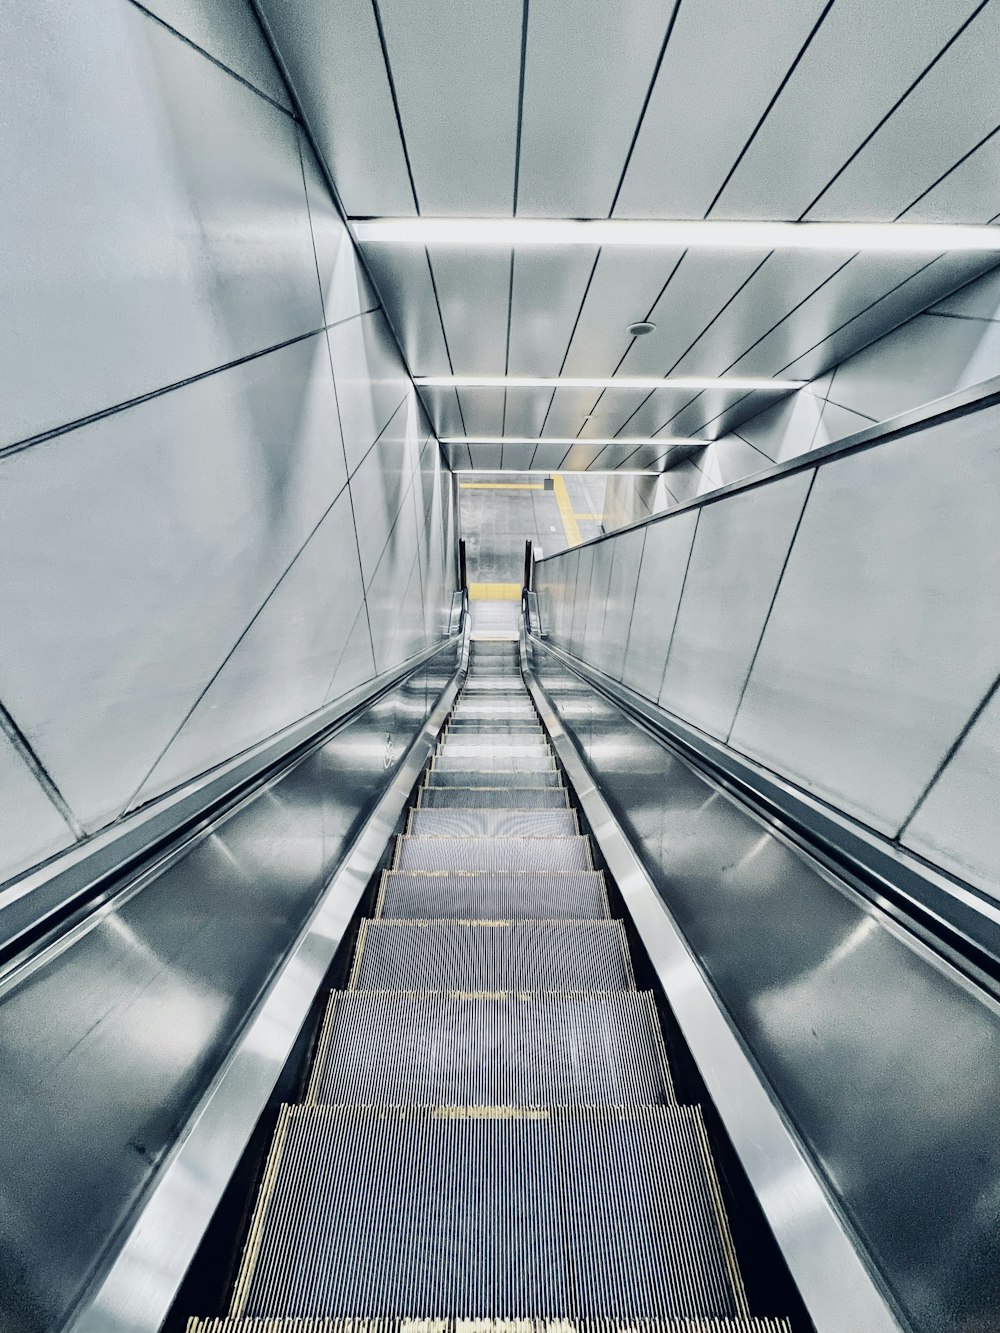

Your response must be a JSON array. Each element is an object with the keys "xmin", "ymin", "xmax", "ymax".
[{"xmin": 627, "ymin": 321, "xmax": 656, "ymax": 336}]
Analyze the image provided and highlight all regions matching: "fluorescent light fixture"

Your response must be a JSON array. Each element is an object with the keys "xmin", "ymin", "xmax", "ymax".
[
  {"xmin": 354, "ymin": 217, "xmax": 1000, "ymax": 253},
  {"xmin": 454, "ymin": 468, "xmax": 664, "ymax": 476},
  {"xmin": 442, "ymin": 436, "xmax": 709, "ymax": 447},
  {"xmin": 418, "ymin": 375, "xmax": 802, "ymax": 391}
]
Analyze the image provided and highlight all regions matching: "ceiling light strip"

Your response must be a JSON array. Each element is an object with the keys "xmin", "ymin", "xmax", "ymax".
[
  {"xmin": 441, "ymin": 437, "xmax": 708, "ymax": 447},
  {"xmin": 419, "ymin": 375, "xmax": 802, "ymax": 391},
  {"xmin": 354, "ymin": 217, "xmax": 1000, "ymax": 252}
]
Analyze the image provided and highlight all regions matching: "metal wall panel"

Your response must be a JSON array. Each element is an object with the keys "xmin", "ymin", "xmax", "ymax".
[
  {"xmin": 613, "ymin": 0, "xmax": 829, "ymax": 218},
  {"xmin": 299, "ymin": 136, "xmax": 380, "ymax": 327},
  {"xmin": 140, "ymin": 0, "xmax": 292, "ymax": 107},
  {"xmin": 710, "ymin": 0, "xmax": 983, "ymax": 219},
  {"xmin": 531, "ymin": 647, "xmax": 1000, "ymax": 1333},
  {"xmin": 581, "ymin": 540, "xmax": 616, "ymax": 670},
  {"xmin": 349, "ymin": 393, "xmax": 422, "ymax": 587},
  {"xmin": 598, "ymin": 528, "xmax": 646, "ymax": 681},
  {"xmin": 255, "ymin": 0, "xmax": 415, "ymax": 214},
  {"xmin": 619, "ymin": 508, "xmax": 697, "ymax": 700},
  {"xmin": 0, "ymin": 334, "xmax": 348, "ymax": 834},
  {"xmin": 659, "ymin": 470, "xmax": 814, "ymax": 738},
  {"xmin": 0, "ymin": 2, "xmax": 324, "ymax": 450},
  {"xmin": 903, "ymin": 688, "xmax": 1000, "ymax": 901},
  {"xmin": 377, "ymin": 0, "xmax": 521, "ymax": 215},
  {"xmin": 730, "ymin": 404, "xmax": 1000, "ymax": 835},
  {"xmin": 360, "ymin": 245, "xmax": 453, "ymax": 375},
  {"xmin": 132, "ymin": 486, "xmax": 369, "ymax": 806},
  {"xmin": 0, "ymin": 731, "xmax": 77, "ymax": 885},
  {"xmin": 328, "ymin": 309, "xmax": 411, "ymax": 475}
]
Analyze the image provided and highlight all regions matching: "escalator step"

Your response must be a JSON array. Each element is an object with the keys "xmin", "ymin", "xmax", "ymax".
[
  {"xmin": 407, "ymin": 810, "xmax": 578, "ymax": 838},
  {"xmin": 191, "ymin": 1319, "xmax": 792, "ymax": 1332},
  {"xmin": 437, "ymin": 741, "xmax": 551, "ymax": 758},
  {"xmin": 305, "ymin": 991, "xmax": 673, "ymax": 1107},
  {"xmin": 417, "ymin": 787, "xmax": 569, "ymax": 810},
  {"xmin": 433, "ymin": 754, "xmax": 556, "ymax": 772},
  {"xmin": 394, "ymin": 835, "xmax": 590, "ymax": 873},
  {"xmin": 424, "ymin": 770, "xmax": 563, "ymax": 789},
  {"xmin": 227, "ymin": 1106, "xmax": 743, "ymax": 1321},
  {"xmin": 349, "ymin": 921, "xmax": 634, "ymax": 991},
  {"xmin": 445, "ymin": 721, "xmax": 543, "ymax": 733},
  {"xmin": 376, "ymin": 869, "xmax": 608, "ymax": 919},
  {"xmin": 193, "ymin": 1317, "xmax": 789, "ymax": 1327}
]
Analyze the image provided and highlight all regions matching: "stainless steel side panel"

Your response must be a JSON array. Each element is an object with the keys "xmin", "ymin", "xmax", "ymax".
[
  {"xmin": 529, "ymin": 640, "xmax": 1000, "ymax": 1333},
  {"xmin": 0, "ymin": 647, "xmax": 455, "ymax": 1333}
]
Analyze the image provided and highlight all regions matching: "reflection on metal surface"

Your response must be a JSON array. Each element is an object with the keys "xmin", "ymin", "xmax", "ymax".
[
  {"xmin": 0, "ymin": 638, "xmax": 463, "ymax": 1333},
  {"xmin": 526, "ymin": 633, "xmax": 1000, "ymax": 1333}
]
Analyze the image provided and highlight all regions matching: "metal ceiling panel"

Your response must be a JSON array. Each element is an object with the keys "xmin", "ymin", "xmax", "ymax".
[
  {"xmin": 900, "ymin": 131, "xmax": 1000, "ymax": 225},
  {"xmin": 377, "ymin": 0, "xmax": 521, "ymax": 215},
  {"xmin": 809, "ymin": 2, "xmax": 1000, "ymax": 223},
  {"xmin": 560, "ymin": 249, "xmax": 686, "ymax": 376},
  {"xmin": 613, "ymin": 0, "xmax": 830, "ymax": 219},
  {"xmin": 530, "ymin": 441, "xmax": 575, "ymax": 472},
  {"xmin": 442, "ymin": 441, "xmax": 472, "ymax": 470},
  {"xmin": 710, "ymin": 0, "xmax": 984, "ymax": 220},
  {"xmin": 541, "ymin": 386, "xmax": 615, "ymax": 437},
  {"xmin": 508, "ymin": 248, "xmax": 602, "ymax": 376},
  {"xmin": 669, "ymin": 252, "xmax": 865, "ymax": 377},
  {"xmin": 499, "ymin": 441, "xmax": 538, "ymax": 470},
  {"xmin": 560, "ymin": 442, "xmax": 611, "ymax": 471},
  {"xmin": 516, "ymin": 0, "xmax": 673, "ymax": 217},
  {"xmin": 728, "ymin": 254, "xmax": 985, "ymax": 378},
  {"xmin": 457, "ymin": 387, "xmax": 506, "ymax": 437},
  {"xmin": 145, "ymin": 0, "xmax": 293, "ymax": 108},
  {"xmin": 463, "ymin": 443, "xmax": 503, "ymax": 469},
  {"xmin": 429, "ymin": 248, "xmax": 511, "ymax": 373},
  {"xmin": 255, "ymin": 0, "xmax": 414, "ymax": 215},
  {"xmin": 360, "ymin": 244, "xmax": 452, "ymax": 374},
  {"xmin": 777, "ymin": 251, "xmax": 999, "ymax": 384},
  {"xmin": 503, "ymin": 387, "xmax": 558, "ymax": 439},
  {"xmin": 613, "ymin": 253, "xmax": 766, "ymax": 376}
]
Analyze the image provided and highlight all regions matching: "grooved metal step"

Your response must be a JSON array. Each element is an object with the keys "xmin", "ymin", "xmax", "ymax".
[
  {"xmin": 305, "ymin": 991, "xmax": 673, "ymax": 1107},
  {"xmin": 445, "ymin": 720, "xmax": 543, "ymax": 731},
  {"xmin": 376, "ymin": 870, "xmax": 609, "ymax": 919},
  {"xmin": 424, "ymin": 769, "xmax": 564, "ymax": 789},
  {"xmin": 433, "ymin": 754, "xmax": 556, "ymax": 772},
  {"xmin": 349, "ymin": 921, "xmax": 634, "ymax": 991},
  {"xmin": 394, "ymin": 835, "xmax": 590, "ymax": 873},
  {"xmin": 417, "ymin": 786, "xmax": 569, "ymax": 809},
  {"xmin": 437, "ymin": 746, "xmax": 552, "ymax": 763},
  {"xmin": 228, "ymin": 1106, "xmax": 743, "ymax": 1321},
  {"xmin": 191, "ymin": 1320, "xmax": 791, "ymax": 1333},
  {"xmin": 407, "ymin": 810, "xmax": 578, "ymax": 838}
]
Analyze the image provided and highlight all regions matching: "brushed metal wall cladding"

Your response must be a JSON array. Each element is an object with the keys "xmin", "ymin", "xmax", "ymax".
[
  {"xmin": 306, "ymin": 991, "xmax": 670, "ymax": 1107},
  {"xmin": 348, "ymin": 920, "xmax": 633, "ymax": 991},
  {"xmin": 530, "ymin": 649, "xmax": 1000, "ymax": 1333},
  {"xmin": 0, "ymin": 659, "xmax": 449, "ymax": 1333},
  {"xmin": 1, "ymin": 3, "xmax": 324, "ymax": 451},
  {"xmin": 377, "ymin": 869, "xmax": 608, "ymax": 920},
  {"xmin": 232, "ymin": 1106, "xmax": 737, "ymax": 1319}
]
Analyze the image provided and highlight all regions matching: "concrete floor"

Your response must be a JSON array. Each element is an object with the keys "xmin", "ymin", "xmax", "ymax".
[{"xmin": 460, "ymin": 473, "xmax": 607, "ymax": 583}]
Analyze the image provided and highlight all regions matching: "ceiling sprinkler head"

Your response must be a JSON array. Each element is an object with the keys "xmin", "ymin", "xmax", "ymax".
[{"xmin": 627, "ymin": 320, "xmax": 656, "ymax": 336}]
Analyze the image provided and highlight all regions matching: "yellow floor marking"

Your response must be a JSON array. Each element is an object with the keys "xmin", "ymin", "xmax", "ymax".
[
  {"xmin": 552, "ymin": 474, "xmax": 582, "ymax": 547},
  {"xmin": 468, "ymin": 581, "xmax": 522, "ymax": 600},
  {"xmin": 459, "ymin": 482, "xmax": 542, "ymax": 489},
  {"xmin": 573, "ymin": 512, "xmax": 604, "ymax": 521}
]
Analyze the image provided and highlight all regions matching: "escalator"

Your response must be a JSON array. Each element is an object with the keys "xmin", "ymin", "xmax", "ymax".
[{"xmin": 186, "ymin": 636, "xmax": 790, "ymax": 1333}]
